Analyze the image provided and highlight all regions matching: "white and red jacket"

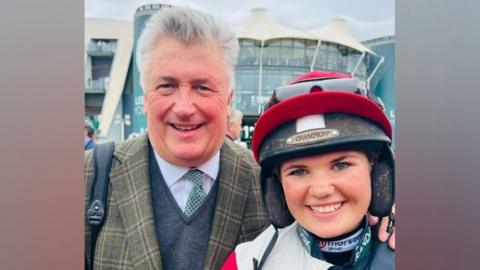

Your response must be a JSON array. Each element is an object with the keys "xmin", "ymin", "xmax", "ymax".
[{"xmin": 221, "ymin": 222, "xmax": 332, "ymax": 270}]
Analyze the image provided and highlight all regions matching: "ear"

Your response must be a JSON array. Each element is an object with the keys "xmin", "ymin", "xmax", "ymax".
[
  {"xmin": 226, "ymin": 90, "xmax": 234, "ymax": 121},
  {"xmin": 227, "ymin": 89, "xmax": 234, "ymax": 106}
]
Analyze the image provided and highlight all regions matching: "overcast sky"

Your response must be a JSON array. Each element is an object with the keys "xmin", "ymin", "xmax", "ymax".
[{"xmin": 85, "ymin": 0, "xmax": 394, "ymax": 41}]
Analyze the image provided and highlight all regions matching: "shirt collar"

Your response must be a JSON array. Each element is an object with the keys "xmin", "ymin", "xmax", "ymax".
[{"xmin": 153, "ymin": 150, "xmax": 220, "ymax": 187}]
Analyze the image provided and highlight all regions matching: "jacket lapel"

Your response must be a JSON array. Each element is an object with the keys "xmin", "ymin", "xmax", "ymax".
[
  {"xmin": 204, "ymin": 141, "xmax": 253, "ymax": 269},
  {"xmin": 109, "ymin": 135, "xmax": 163, "ymax": 270}
]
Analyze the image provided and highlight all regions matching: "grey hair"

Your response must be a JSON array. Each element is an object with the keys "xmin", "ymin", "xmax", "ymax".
[
  {"xmin": 136, "ymin": 6, "xmax": 239, "ymax": 92},
  {"xmin": 229, "ymin": 107, "xmax": 243, "ymax": 124}
]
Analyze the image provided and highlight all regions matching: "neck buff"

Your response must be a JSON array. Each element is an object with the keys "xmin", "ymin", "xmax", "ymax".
[{"xmin": 297, "ymin": 216, "xmax": 372, "ymax": 266}]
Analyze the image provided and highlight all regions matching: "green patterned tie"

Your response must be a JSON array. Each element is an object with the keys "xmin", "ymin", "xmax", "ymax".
[{"xmin": 183, "ymin": 169, "xmax": 208, "ymax": 217}]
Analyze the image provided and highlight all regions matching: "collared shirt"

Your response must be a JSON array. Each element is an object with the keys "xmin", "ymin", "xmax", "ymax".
[{"xmin": 153, "ymin": 150, "xmax": 220, "ymax": 210}]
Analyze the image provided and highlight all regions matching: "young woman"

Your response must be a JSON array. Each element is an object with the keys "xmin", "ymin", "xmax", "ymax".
[{"xmin": 222, "ymin": 71, "xmax": 395, "ymax": 269}]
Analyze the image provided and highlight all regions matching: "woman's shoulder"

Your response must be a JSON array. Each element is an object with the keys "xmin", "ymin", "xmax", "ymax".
[
  {"xmin": 225, "ymin": 223, "xmax": 332, "ymax": 270},
  {"xmin": 221, "ymin": 225, "xmax": 278, "ymax": 270},
  {"xmin": 235, "ymin": 224, "xmax": 278, "ymax": 257}
]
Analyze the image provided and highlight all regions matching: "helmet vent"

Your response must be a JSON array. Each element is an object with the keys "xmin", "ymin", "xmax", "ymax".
[{"xmin": 310, "ymin": 86, "xmax": 323, "ymax": 92}]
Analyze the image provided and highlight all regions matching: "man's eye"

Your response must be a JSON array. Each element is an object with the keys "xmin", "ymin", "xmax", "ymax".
[
  {"xmin": 289, "ymin": 169, "xmax": 306, "ymax": 176},
  {"xmin": 156, "ymin": 83, "xmax": 176, "ymax": 90},
  {"xmin": 333, "ymin": 162, "xmax": 349, "ymax": 171},
  {"xmin": 194, "ymin": 85, "xmax": 211, "ymax": 91}
]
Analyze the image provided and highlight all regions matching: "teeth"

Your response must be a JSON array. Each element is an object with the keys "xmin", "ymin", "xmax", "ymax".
[
  {"xmin": 174, "ymin": 124, "xmax": 199, "ymax": 131},
  {"xmin": 311, "ymin": 203, "xmax": 342, "ymax": 214}
]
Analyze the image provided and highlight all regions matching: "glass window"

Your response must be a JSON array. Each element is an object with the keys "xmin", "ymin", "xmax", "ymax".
[
  {"xmin": 238, "ymin": 39, "xmax": 261, "ymax": 65},
  {"xmin": 293, "ymin": 39, "xmax": 305, "ymax": 48},
  {"xmin": 261, "ymin": 67, "xmax": 309, "ymax": 100},
  {"xmin": 234, "ymin": 68, "xmax": 260, "ymax": 115},
  {"xmin": 313, "ymin": 41, "xmax": 367, "ymax": 76},
  {"xmin": 91, "ymin": 56, "xmax": 113, "ymax": 80},
  {"xmin": 262, "ymin": 38, "xmax": 314, "ymax": 68},
  {"xmin": 263, "ymin": 40, "xmax": 280, "ymax": 66},
  {"xmin": 281, "ymin": 39, "xmax": 292, "ymax": 47}
]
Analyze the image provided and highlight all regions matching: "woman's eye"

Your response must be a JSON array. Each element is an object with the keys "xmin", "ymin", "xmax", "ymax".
[
  {"xmin": 289, "ymin": 169, "xmax": 306, "ymax": 176},
  {"xmin": 333, "ymin": 162, "xmax": 349, "ymax": 171}
]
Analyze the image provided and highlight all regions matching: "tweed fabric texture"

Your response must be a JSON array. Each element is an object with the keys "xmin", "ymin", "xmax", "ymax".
[
  {"xmin": 184, "ymin": 169, "xmax": 208, "ymax": 217},
  {"xmin": 85, "ymin": 134, "xmax": 269, "ymax": 270}
]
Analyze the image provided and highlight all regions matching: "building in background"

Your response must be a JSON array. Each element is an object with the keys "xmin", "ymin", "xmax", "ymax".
[
  {"xmin": 233, "ymin": 8, "xmax": 384, "ymax": 146},
  {"xmin": 363, "ymin": 35, "xmax": 396, "ymax": 148},
  {"xmin": 85, "ymin": 5, "xmax": 395, "ymax": 147},
  {"xmin": 84, "ymin": 18, "xmax": 133, "ymax": 142},
  {"xmin": 129, "ymin": 4, "xmax": 172, "ymax": 137}
]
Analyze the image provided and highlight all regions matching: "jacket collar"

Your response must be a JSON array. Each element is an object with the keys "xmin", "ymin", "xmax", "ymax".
[
  {"xmin": 203, "ymin": 139, "xmax": 254, "ymax": 269},
  {"xmin": 110, "ymin": 135, "xmax": 252, "ymax": 269},
  {"xmin": 109, "ymin": 134, "xmax": 163, "ymax": 269}
]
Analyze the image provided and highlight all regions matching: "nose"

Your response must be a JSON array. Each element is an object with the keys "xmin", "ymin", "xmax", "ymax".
[
  {"xmin": 171, "ymin": 87, "xmax": 196, "ymax": 119},
  {"xmin": 308, "ymin": 181, "xmax": 335, "ymax": 199}
]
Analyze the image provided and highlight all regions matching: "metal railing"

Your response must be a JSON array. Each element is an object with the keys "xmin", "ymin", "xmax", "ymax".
[
  {"xmin": 85, "ymin": 77, "xmax": 109, "ymax": 93},
  {"xmin": 86, "ymin": 41, "xmax": 116, "ymax": 54}
]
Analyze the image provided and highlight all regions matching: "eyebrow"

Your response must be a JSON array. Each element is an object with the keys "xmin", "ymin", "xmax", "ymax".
[
  {"xmin": 157, "ymin": 76, "xmax": 178, "ymax": 83},
  {"xmin": 155, "ymin": 76, "xmax": 211, "ymax": 85},
  {"xmin": 330, "ymin": 154, "xmax": 359, "ymax": 163},
  {"xmin": 282, "ymin": 153, "xmax": 360, "ymax": 171},
  {"xmin": 190, "ymin": 78, "xmax": 210, "ymax": 85},
  {"xmin": 281, "ymin": 164, "xmax": 306, "ymax": 172}
]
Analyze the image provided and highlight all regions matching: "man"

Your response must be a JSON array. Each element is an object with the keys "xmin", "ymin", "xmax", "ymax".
[
  {"xmin": 85, "ymin": 7, "xmax": 269, "ymax": 270},
  {"xmin": 85, "ymin": 6, "xmax": 394, "ymax": 270},
  {"xmin": 226, "ymin": 108, "xmax": 248, "ymax": 148},
  {"xmin": 84, "ymin": 124, "xmax": 95, "ymax": 150},
  {"xmin": 227, "ymin": 108, "xmax": 243, "ymax": 141}
]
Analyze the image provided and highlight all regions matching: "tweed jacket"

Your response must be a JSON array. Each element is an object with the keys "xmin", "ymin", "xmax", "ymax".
[{"xmin": 85, "ymin": 134, "xmax": 269, "ymax": 270}]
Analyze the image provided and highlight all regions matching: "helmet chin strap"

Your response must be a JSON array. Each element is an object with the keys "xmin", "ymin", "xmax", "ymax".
[{"xmin": 387, "ymin": 212, "xmax": 395, "ymax": 233}]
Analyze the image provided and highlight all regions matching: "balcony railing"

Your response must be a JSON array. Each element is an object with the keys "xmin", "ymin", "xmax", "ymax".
[
  {"xmin": 85, "ymin": 77, "xmax": 109, "ymax": 93},
  {"xmin": 86, "ymin": 41, "xmax": 116, "ymax": 56}
]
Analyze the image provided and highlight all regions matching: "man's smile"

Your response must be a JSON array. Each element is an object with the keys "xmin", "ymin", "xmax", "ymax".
[{"xmin": 170, "ymin": 123, "xmax": 203, "ymax": 131}]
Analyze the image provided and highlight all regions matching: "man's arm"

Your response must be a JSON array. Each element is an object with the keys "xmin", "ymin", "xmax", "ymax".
[{"xmin": 234, "ymin": 146, "xmax": 270, "ymax": 244}]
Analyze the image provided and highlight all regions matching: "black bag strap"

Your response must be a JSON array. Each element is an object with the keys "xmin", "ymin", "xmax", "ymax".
[
  {"xmin": 86, "ymin": 142, "xmax": 115, "ymax": 270},
  {"xmin": 253, "ymin": 228, "xmax": 279, "ymax": 270}
]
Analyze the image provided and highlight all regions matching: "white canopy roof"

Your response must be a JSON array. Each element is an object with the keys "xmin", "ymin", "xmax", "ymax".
[
  {"xmin": 308, "ymin": 17, "xmax": 373, "ymax": 54},
  {"xmin": 235, "ymin": 9, "xmax": 373, "ymax": 54},
  {"xmin": 234, "ymin": 8, "xmax": 316, "ymax": 41}
]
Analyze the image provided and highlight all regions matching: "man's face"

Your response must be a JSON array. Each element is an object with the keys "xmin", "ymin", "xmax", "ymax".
[
  {"xmin": 280, "ymin": 150, "xmax": 371, "ymax": 238},
  {"xmin": 144, "ymin": 36, "xmax": 232, "ymax": 167}
]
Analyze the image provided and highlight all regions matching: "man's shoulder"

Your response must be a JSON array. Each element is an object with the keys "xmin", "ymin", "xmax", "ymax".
[
  {"xmin": 84, "ymin": 134, "xmax": 149, "ymax": 200},
  {"xmin": 221, "ymin": 139, "xmax": 259, "ymax": 169},
  {"xmin": 84, "ymin": 134, "xmax": 148, "ymax": 169},
  {"xmin": 112, "ymin": 134, "xmax": 148, "ymax": 160}
]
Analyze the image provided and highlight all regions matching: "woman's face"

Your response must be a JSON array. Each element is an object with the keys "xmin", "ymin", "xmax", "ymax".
[{"xmin": 280, "ymin": 150, "xmax": 371, "ymax": 238}]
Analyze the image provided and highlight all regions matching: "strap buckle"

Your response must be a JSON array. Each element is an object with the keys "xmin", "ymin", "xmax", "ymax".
[
  {"xmin": 386, "ymin": 212, "xmax": 395, "ymax": 234},
  {"xmin": 87, "ymin": 199, "xmax": 105, "ymax": 226}
]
